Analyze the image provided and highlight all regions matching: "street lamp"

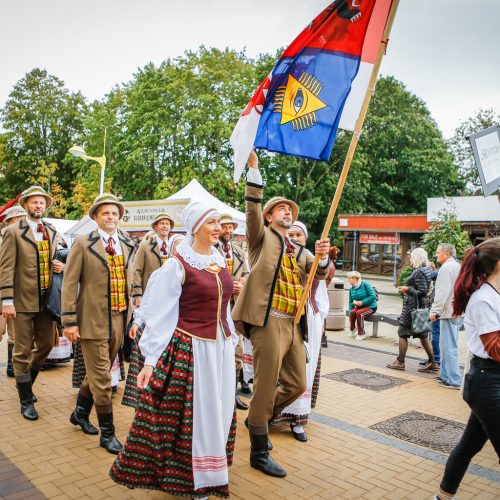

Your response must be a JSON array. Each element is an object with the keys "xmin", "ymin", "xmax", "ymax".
[{"xmin": 69, "ymin": 129, "xmax": 107, "ymax": 195}]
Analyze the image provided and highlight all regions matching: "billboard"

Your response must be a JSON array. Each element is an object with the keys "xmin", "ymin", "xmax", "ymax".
[{"xmin": 121, "ymin": 199, "xmax": 190, "ymax": 231}]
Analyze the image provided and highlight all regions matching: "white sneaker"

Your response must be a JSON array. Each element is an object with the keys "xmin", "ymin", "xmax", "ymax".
[
  {"xmin": 346, "ymin": 329, "xmax": 356, "ymax": 337},
  {"xmin": 355, "ymin": 334, "xmax": 368, "ymax": 341}
]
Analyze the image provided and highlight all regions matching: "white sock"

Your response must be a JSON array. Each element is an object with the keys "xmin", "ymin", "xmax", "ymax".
[{"xmin": 292, "ymin": 425, "xmax": 305, "ymax": 434}]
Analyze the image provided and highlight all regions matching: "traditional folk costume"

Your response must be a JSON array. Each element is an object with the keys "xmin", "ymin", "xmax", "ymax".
[
  {"xmin": 0, "ymin": 206, "xmax": 26, "ymax": 377},
  {"xmin": 271, "ymin": 222, "xmax": 330, "ymax": 440},
  {"xmin": 122, "ymin": 231, "xmax": 181, "ymax": 410},
  {"xmin": 62, "ymin": 193, "xmax": 134, "ymax": 454},
  {"xmin": 110, "ymin": 203, "xmax": 237, "ymax": 499},
  {"xmin": 231, "ymin": 170, "xmax": 328, "ymax": 478},
  {"xmin": 214, "ymin": 214, "xmax": 250, "ymax": 410},
  {"xmin": 0, "ymin": 187, "xmax": 59, "ymax": 420}
]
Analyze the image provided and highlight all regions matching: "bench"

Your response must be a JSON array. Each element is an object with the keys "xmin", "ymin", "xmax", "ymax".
[{"xmin": 345, "ymin": 311, "xmax": 399, "ymax": 338}]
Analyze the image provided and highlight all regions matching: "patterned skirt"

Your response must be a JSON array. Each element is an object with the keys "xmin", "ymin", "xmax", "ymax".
[
  {"xmin": 109, "ymin": 329, "xmax": 236, "ymax": 498},
  {"xmin": 72, "ymin": 340, "xmax": 125, "ymax": 389},
  {"xmin": 122, "ymin": 328, "xmax": 145, "ymax": 408}
]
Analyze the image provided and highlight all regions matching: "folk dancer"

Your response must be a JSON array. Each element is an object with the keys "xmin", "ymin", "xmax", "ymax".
[
  {"xmin": 62, "ymin": 193, "xmax": 134, "ymax": 454},
  {"xmin": 232, "ymin": 151, "xmax": 330, "ymax": 478},
  {"xmin": 0, "ymin": 187, "xmax": 62, "ymax": 420}
]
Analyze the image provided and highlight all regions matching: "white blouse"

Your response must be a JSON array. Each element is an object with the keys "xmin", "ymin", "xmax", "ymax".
[{"xmin": 138, "ymin": 245, "xmax": 237, "ymax": 367}]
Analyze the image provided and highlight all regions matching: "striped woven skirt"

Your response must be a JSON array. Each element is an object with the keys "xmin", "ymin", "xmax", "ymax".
[
  {"xmin": 121, "ymin": 328, "xmax": 145, "ymax": 409},
  {"xmin": 110, "ymin": 329, "xmax": 236, "ymax": 498}
]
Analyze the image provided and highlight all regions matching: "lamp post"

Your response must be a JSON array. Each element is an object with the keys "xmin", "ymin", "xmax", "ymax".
[{"xmin": 69, "ymin": 129, "xmax": 107, "ymax": 195}]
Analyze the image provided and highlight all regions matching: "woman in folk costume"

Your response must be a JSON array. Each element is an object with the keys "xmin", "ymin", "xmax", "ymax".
[
  {"xmin": 271, "ymin": 221, "xmax": 329, "ymax": 442},
  {"xmin": 110, "ymin": 203, "xmax": 237, "ymax": 499},
  {"xmin": 122, "ymin": 233, "xmax": 185, "ymax": 409}
]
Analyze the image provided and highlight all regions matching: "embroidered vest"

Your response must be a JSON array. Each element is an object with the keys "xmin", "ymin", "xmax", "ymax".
[
  {"xmin": 37, "ymin": 240, "xmax": 51, "ymax": 291},
  {"xmin": 271, "ymin": 253, "xmax": 303, "ymax": 317},
  {"xmin": 175, "ymin": 254, "xmax": 233, "ymax": 341},
  {"xmin": 107, "ymin": 254, "xmax": 127, "ymax": 312}
]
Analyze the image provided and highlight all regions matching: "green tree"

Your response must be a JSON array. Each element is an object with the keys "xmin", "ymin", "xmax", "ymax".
[
  {"xmin": 423, "ymin": 207, "xmax": 472, "ymax": 261},
  {"xmin": 448, "ymin": 108, "xmax": 500, "ymax": 193}
]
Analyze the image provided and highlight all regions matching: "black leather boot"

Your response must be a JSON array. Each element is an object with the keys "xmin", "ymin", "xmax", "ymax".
[
  {"xmin": 30, "ymin": 367, "xmax": 39, "ymax": 402},
  {"xmin": 236, "ymin": 394, "xmax": 249, "ymax": 410},
  {"xmin": 249, "ymin": 433, "xmax": 286, "ymax": 478},
  {"xmin": 70, "ymin": 393, "xmax": 98, "ymax": 435},
  {"xmin": 244, "ymin": 417, "xmax": 272, "ymax": 450},
  {"xmin": 6, "ymin": 344, "xmax": 14, "ymax": 377},
  {"xmin": 16, "ymin": 377, "xmax": 38, "ymax": 421},
  {"xmin": 97, "ymin": 412, "xmax": 122, "ymax": 454}
]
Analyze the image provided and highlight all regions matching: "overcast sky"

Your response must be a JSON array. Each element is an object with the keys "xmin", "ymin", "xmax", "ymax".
[{"xmin": 1, "ymin": 0, "xmax": 499, "ymax": 138}]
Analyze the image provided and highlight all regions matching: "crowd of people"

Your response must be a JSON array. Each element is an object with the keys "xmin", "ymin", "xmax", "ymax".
[{"xmin": 0, "ymin": 150, "xmax": 498, "ymax": 499}]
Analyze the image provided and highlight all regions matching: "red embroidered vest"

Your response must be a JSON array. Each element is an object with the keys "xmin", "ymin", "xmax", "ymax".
[{"xmin": 175, "ymin": 254, "xmax": 233, "ymax": 341}]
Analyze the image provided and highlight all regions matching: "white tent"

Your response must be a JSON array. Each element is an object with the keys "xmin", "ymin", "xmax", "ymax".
[
  {"xmin": 166, "ymin": 179, "xmax": 246, "ymax": 235},
  {"xmin": 61, "ymin": 216, "xmax": 97, "ymax": 247}
]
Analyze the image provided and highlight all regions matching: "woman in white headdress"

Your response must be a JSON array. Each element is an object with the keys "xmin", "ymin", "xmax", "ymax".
[
  {"xmin": 110, "ymin": 203, "xmax": 237, "ymax": 499},
  {"xmin": 271, "ymin": 221, "xmax": 329, "ymax": 442}
]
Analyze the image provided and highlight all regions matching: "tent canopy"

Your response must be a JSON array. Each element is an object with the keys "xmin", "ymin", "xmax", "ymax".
[{"xmin": 166, "ymin": 179, "xmax": 246, "ymax": 235}]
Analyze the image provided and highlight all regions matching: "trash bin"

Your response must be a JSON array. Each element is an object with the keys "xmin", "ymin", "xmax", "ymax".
[{"xmin": 325, "ymin": 278, "xmax": 346, "ymax": 331}]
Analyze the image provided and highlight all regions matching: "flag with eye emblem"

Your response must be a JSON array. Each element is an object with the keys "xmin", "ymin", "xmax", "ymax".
[{"xmin": 230, "ymin": 0, "xmax": 393, "ymax": 182}]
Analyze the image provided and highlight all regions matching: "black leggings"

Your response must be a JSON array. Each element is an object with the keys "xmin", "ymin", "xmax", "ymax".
[{"xmin": 440, "ymin": 357, "xmax": 500, "ymax": 494}]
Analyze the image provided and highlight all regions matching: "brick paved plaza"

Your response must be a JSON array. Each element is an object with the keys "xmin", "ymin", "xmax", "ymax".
[{"xmin": 1, "ymin": 336, "xmax": 499, "ymax": 500}]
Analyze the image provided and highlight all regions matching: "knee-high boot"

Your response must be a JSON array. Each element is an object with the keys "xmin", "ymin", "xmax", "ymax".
[
  {"xmin": 70, "ymin": 392, "xmax": 98, "ymax": 435},
  {"xmin": 249, "ymin": 432, "xmax": 286, "ymax": 478}
]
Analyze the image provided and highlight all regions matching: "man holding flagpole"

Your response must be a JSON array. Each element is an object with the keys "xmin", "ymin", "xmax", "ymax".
[{"xmin": 232, "ymin": 150, "xmax": 330, "ymax": 478}]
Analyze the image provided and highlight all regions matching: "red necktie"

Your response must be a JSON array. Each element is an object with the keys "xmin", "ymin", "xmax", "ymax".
[
  {"xmin": 105, "ymin": 237, "xmax": 116, "ymax": 256},
  {"xmin": 160, "ymin": 241, "xmax": 167, "ymax": 255},
  {"xmin": 284, "ymin": 237, "xmax": 295, "ymax": 255},
  {"xmin": 37, "ymin": 223, "xmax": 48, "ymax": 241},
  {"xmin": 222, "ymin": 242, "xmax": 231, "ymax": 259}
]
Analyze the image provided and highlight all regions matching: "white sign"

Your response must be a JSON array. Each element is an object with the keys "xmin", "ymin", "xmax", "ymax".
[
  {"xmin": 121, "ymin": 199, "xmax": 190, "ymax": 231},
  {"xmin": 339, "ymin": 218, "xmax": 348, "ymax": 227},
  {"xmin": 469, "ymin": 126, "xmax": 500, "ymax": 196}
]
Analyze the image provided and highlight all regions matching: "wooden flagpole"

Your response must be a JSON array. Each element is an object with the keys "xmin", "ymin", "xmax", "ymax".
[{"xmin": 294, "ymin": 0, "xmax": 400, "ymax": 324}]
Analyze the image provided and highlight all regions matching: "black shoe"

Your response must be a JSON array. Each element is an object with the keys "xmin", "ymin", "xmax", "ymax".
[
  {"xmin": 97, "ymin": 412, "xmax": 122, "ymax": 454},
  {"xmin": 244, "ymin": 418, "xmax": 272, "ymax": 450},
  {"xmin": 236, "ymin": 394, "xmax": 249, "ymax": 411},
  {"xmin": 70, "ymin": 393, "xmax": 98, "ymax": 435},
  {"xmin": 240, "ymin": 381, "xmax": 252, "ymax": 395},
  {"xmin": 249, "ymin": 433, "xmax": 286, "ymax": 478},
  {"xmin": 6, "ymin": 344, "xmax": 15, "ymax": 377},
  {"xmin": 321, "ymin": 333, "xmax": 328, "ymax": 348},
  {"xmin": 16, "ymin": 378, "xmax": 38, "ymax": 421},
  {"xmin": 290, "ymin": 424, "xmax": 307, "ymax": 442}
]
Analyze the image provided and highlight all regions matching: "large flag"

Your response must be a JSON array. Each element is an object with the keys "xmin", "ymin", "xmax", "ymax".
[{"xmin": 231, "ymin": 0, "xmax": 393, "ymax": 182}]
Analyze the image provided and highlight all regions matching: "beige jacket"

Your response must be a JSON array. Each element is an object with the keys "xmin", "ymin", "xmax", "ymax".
[
  {"xmin": 61, "ymin": 229, "xmax": 135, "ymax": 340},
  {"xmin": 0, "ymin": 218, "xmax": 59, "ymax": 312},
  {"xmin": 131, "ymin": 237, "xmax": 165, "ymax": 297},
  {"xmin": 214, "ymin": 240, "xmax": 249, "ymax": 282}
]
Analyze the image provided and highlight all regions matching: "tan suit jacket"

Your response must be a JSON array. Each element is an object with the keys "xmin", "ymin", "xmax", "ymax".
[
  {"xmin": 0, "ymin": 218, "xmax": 59, "ymax": 312},
  {"xmin": 61, "ymin": 229, "xmax": 134, "ymax": 340},
  {"xmin": 131, "ymin": 237, "xmax": 164, "ymax": 297},
  {"xmin": 214, "ymin": 240, "xmax": 249, "ymax": 281},
  {"xmin": 232, "ymin": 181, "xmax": 327, "ymax": 328}
]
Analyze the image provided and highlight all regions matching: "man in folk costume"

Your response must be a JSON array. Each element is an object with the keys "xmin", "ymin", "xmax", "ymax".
[
  {"xmin": 131, "ymin": 213, "xmax": 175, "ymax": 307},
  {"xmin": 0, "ymin": 206, "xmax": 27, "ymax": 377},
  {"xmin": 232, "ymin": 151, "xmax": 330, "ymax": 478},
  {"xmin": 62, "ymin": 193, "xmax": 134, "ymax": 454},
  {"xmin": 214, "ymin": 213, "xmax": 250, "ymax": 411},
  {"xmin": 0, "ymin": 187, "xmax": 62, "ymax": 420}
]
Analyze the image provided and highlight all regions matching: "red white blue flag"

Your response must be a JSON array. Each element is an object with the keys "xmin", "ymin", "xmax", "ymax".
[{"xmin": 231, "ymin": 0, "xmax": 393, "ymax": 182}]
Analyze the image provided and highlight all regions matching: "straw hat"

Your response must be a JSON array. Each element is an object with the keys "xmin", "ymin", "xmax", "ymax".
[
  {"xmin": 219, "ymin": 214, "xmax": 239, "ymax": 230},
  {"xmin": 151, "ymin": 213, "xmax": 175, "ymax": 229},
  {"xmin": 3, "ymin": 206, "xmax": 26, "ymax": 222},
  {"xmin": 262, "ymin": 196, "xmax": 299, "ymax": 226},
  {"xmin": 88, "ymin": 193, "xmax": 125, "ymax": 220},
  {"xmin": 18, "ymin": 186, "xmax": 53, "ymax": 209}
]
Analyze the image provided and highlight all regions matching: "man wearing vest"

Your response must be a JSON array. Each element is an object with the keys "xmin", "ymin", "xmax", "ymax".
[
  {"xmin": 0, "ymin": 187, "xmax": 62, "ymax": 420},
  {"xmin": 232, "ymin": 151, "xmax": 330, "ymax": 478},
  {"xmin": 62, "ymin": 193, "xmax": 134, "ymax": 454},
  {"xmin": 214, "ymin": 214, "xmax": 250, "ymax": 411},
  {"xmin": 131, "ymin": 212, "xmax": 175, "ymax": 307},
  {"xmin": 0, "ymin": 206, "xmax": 27, "ymax": 377}
]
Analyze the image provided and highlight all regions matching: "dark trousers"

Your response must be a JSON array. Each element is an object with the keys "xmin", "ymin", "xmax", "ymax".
[
  {"xmin": 349, "ymin": 307, "xmax": 376, "ymax": 335},
  {"xmin": 440, "ymin": 357, "xmax": 500, "ymax": 494}
]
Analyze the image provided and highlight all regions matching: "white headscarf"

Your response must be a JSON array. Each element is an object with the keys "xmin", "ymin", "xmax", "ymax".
[
  {"xmin": 167, "ymin": 233, "xmax": 184, "ymax": 256},
  {"xmin": 289, "ymin": 220, "xmax": 308, "ymax": 241},
  {"xmin": 180, "ymin": 202, "xmax": 221, "ymax": 248}
]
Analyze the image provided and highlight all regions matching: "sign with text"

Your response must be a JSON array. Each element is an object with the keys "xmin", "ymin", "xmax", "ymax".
[
  {"xmin": 359, "ymin": 232, "xmax": 400, "ymax": 245},
  {"xmin": 121, "ymin": 199, "xmax": 190, "ymax": 231},
  {"xmin": 469, "ymin": 125, "xmax": 500, "ymax": 196}
]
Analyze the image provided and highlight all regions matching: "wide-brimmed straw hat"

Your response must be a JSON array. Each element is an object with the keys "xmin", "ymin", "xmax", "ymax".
[
  {"xmin": 219, "ymin": 213, "xmax": 239, "ymax": 230},
  {"xmin": 262, "ymin": 196, "xmax": 299, "ymax": 227},
  {"xmin": 88, "ymin": 193, "xmax": 125, "ymax": 220},
  {"xmin": 151, "ymin": 213, "xmax": 175, "ymax": 229},
  {"xmin": 3, "ymin": 206, "xmax": 26, "ymax": 221},
  {"xmin": 18, "ymin": 186, "xmax": 53, "ymax": 209}
]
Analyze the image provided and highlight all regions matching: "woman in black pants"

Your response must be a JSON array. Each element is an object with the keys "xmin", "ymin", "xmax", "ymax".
[{"xmin": 434, "ymin": 237, "xmax": 500, "ymax": 500}]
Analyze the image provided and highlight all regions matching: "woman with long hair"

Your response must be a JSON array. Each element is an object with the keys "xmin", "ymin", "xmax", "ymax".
[{"xmin": 434, "ymin": 237, "xmax": 500, "ymax": 500}]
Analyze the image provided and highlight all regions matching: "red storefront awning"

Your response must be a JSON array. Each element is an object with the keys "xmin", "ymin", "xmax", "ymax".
[{"xmin": 338, "ymin": 214, "xmax": 430, "ymax": 233}]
